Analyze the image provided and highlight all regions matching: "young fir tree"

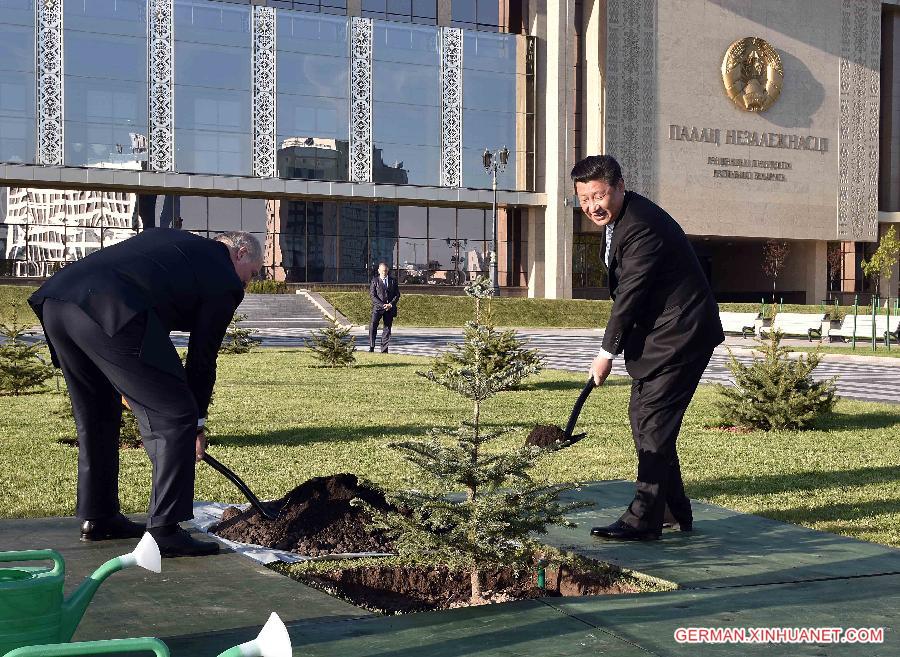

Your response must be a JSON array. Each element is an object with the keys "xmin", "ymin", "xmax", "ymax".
[
  {"xmin": 0, "ymin": 305, "xmax": 54, "ymax": 395},
  {"xmin": 358, "ymin": 276, "xmax": 589, "ymax": 604},
  {"xmin": 717, "ymin": 329, "xmax": 837, "ymax": 431},
  {"xmin": 218, "ymin": 314, "xmax": 260, "ymax": 354},
  {"xmin": 306, "ymin": 318, "xmax": 356, "ymax": 367}
]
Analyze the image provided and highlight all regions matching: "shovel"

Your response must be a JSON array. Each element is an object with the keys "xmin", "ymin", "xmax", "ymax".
[
  {"xmin": 202, "ymin": 453, "xmax": 284, "ymax": 521},
  {"xmin": 525, "ymin": 378, "xmax": 596, "ymax": 448},
  {"xmin": 562, "ymin": 377, "xmax": 597, "ymax": 444}
]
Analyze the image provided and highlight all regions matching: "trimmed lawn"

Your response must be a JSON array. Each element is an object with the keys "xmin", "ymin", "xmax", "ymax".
[{"xmin": 2, "ymin": 349, "xmax": 898, "ymax": 548}]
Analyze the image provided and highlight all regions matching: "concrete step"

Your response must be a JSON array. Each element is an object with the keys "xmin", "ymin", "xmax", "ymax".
[{"xmin": 235, "ymin": 293, "xmax": 330, "ymax": 329}]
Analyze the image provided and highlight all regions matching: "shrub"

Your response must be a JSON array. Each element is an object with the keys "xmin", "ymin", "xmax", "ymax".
[
  {"xmin": 717, "ymin": 330, "xmax": 837, "ymax": 430},
  {"xmin": 246, "ymin": 279, "xmax": 289, "ymax": 294},
  {"xmin": 219, "ymin": 314, "xmax": 260, "ymax": 355},
  {"xmin": 306, "ymin": 319, "xmax": 356, "ymax": 367},
  {"xmin": 0, "ymin": 305, "xmax": 54, "ymax": 395}
]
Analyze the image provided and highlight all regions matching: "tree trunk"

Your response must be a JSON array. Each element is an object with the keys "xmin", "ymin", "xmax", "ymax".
[{"xmin": 470, "ymin": 567, "xmax": 484, "ymax": 604}]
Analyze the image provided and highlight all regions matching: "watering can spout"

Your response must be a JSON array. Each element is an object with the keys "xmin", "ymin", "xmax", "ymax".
[
  {"xmin": 60, "ymin": 533, "xmax": 161, "ymax": 640},
  {"xmin": 218, "ymin": 612, "xmax": 292, "ymax": 657}
]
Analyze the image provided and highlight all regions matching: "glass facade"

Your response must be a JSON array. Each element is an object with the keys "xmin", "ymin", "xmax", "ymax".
[
  {"xmin": 362, "ymin": 0, "xmax": 438, "ymax": 25},
  {"xmin": 174, "ymin": 0, "xmax": 252, "ymax": 176},
  {"xmin": 462, "ymin": 30, "xmax": 522, "ymax": 190},
  {"xmin": 276, "ymin": 11, "xmax": 349, "ymax": 181},
  {"xmin": 372, "ymin": 22, "xmax": 440, "ymax": 186},
  {"xmin": 0, "ymin": 0, "xmax": 35, "ymax": 165},
  {"xmin": 0, "ymin": 5, "xmax": 529, "ymax": 190},
  {"xmin": 64, "ymin": 0, "xmax": 148, "ymax": 169}
]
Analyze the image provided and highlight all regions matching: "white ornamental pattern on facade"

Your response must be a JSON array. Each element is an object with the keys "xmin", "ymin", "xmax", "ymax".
[
  {"xmin": 37, "ymin": 0, "xmax": 64, "ymax": 166},
  {"xmin": 349, "ymin": 17, "xmax": 373, "ymax": 183},
  {"xmin": 838, "ymin": 0, "xmax": 880, "ymax": 242},
  {"xmin": 252, "ymin": 6, "xmax": 277, "ymax": 178},
  {"xmin": 440, "ymin": 28, "xmax": 463, "ymax": 188},
  {"xmin": 604, "ymin": 0, "xmax": 656, "ymax": 199},
  {"xmin": 149, "ymin": 0, "xmax": 175, "ymax": 172}
]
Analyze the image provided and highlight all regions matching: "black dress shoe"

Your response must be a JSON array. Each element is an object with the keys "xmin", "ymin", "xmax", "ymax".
[
  {"xmin": 150, "ymin": 526, "xmax": 220, "ymax": 558},
  {"xmin": 590, "ymin": 520, "xmax": 660, "ymax": 541},
  {"xmin": 368, "ymin": 347, "xmax": 374, "ymax": 352},
  {"xmin": 80, "ymin": 513, "xmax": 145, "ymax": 542}
]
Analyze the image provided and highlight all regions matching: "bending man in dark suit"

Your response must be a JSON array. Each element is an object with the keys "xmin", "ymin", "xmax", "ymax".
[
  {"xmin": 369, "ymin": 262, "xmax": 400, "ymax": 353},
  {"xmin": 573, "ymin": 155, "xmax": 725, "ymax": 541},
  {"xmin": 29, "ymin": 229, "xmax": 262, "ymax": 556}
]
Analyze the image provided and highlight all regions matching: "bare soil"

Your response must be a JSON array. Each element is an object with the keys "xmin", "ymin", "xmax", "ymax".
[
  {"xmin": 525, "ymin": 424, "xmax": 570, "ymax": 447},
  {"xmin": 298, "ymin": 562, "xmax": 642, "ymax": 614},
  {"xmin": 210, "ymin": 473, "xmax": 395, "ymax": 556}
]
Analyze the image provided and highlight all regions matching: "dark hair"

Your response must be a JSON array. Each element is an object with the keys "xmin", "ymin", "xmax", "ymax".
[{"xmin": 570, "ymin": 155, "xmax": 622, "ymax": 189}]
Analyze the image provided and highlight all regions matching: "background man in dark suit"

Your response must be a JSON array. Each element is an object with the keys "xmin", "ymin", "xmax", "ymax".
[
  {"xmin": 572, "ymin": 155, "xmax": 724, "ymax": 541},
  {"xmin": 369, "ymin": 262, "xmax": 400, "ymax": 353},
  {"xmin": 29, "ymin": 229, "xmax": 262, "ymax": 556}
]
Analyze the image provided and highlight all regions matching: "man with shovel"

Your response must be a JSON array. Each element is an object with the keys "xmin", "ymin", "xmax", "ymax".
[
  {"xmin": 573, "ymin": 155, "xmax": 724, "ymax": 541},
  {"xmin": 29, "ymin": 229, "xmax": 263, "ymax": 556}
]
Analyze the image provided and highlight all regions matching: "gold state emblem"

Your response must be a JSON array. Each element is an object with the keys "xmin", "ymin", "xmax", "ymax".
[{"xmin": 722, "ymin": 37, "xmax": 783, "ymax": 112}]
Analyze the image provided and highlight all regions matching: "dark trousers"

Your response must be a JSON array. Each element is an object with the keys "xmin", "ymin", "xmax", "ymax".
[
  {"xmin": 369, "ymin": 309, "xmax": 393, "ymax": 352},
  {"xmin": 42, "ymin": 299, "xmax": 197, "ymax": 528},
  {"xmin": 619, "ymin": 350, "xmax": 713, "ymax": 532}
]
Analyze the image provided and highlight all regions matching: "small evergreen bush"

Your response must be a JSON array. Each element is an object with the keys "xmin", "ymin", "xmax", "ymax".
[
  {"xmin": 219, "ymin": 314, "xmax": 260, "ymax": 354},
  {"xmin": 306, "ymin": 319, "xmax": 356, "ymax": 367},
  {"xmin": 717, "ymin": 330, "xmax": 837, "ymax": 430},
  {"xmin": 0, "ymin": 305, "xmax": 54, "ymax": 395}
]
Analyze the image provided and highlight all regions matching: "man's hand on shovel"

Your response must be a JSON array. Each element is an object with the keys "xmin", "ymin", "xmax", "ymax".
[
  {"xmin": 590, "ymin": 355, "xmax": 613, "ymax": 387},
  {"xmin": 196, "ymin": 428, "xmax": 207, "ymax": 463}
]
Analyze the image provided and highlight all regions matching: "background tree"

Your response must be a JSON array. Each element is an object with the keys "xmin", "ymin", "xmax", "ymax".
[
  {"xmin": 826, "ymin": 242, "xmax": 843, "ymax": 293},
  {"xmin": 306, "ymin": 318, "xmax": 356, "ymax": 367},
  {"xmin": 861, "ymin": 226, "xmax": 899, "ymax": 300},
  {"xmin": 762, "ymin": 240, "xmax": 790, "ymax": 304},
  {"xmin": 717, "ymin": 330, "xmax": 836, "ymax": 431},
  {"xmin": 0, "ymin": 305, "xmax": 54, "ymax": 395},
  {"xmin": 357, "ymin": 277, "xmax": 588, "ymax": 604}
]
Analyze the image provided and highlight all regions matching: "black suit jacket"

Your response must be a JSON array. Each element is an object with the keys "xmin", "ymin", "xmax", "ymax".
[
  {"xmin": 370, "ymin": 276, "xmax": 400, "ymax": 318},
  {"xmin": 29, "ymin": 228, "xmax": 244, "ymax": 417},
  {"xmin": 603, "ymin": 191, "xmax": 724, "ymax": 380}
]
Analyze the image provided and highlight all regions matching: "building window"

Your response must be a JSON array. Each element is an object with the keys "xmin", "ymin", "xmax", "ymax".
[
  {"xmin": 451, "ymin": 0, "xmax": 500, "ymax": 31},
  {"xmin": 174, "ymin": 0, "xmax": 252, "ymax": 176},
  {"xmin": 269, "ymin": 1, "xmax": 347, "ymax": 16},
  {"xmin": 64, "ymin": 0, "xmax": 148, "ymax": 169},
  {"xmin": 276, "ymin": 10, "xmax": 350, "ymax": 182},
  {"xmin": 362, "ymin": 0, "xmax": 437, "ymax": 25},
  {"xmin": 0, "ymin": 0, "xmax": 36, "ymax": 165},
  {"xmin": 372, "ymin": 21, "xmax": 440, "ymax": 186}
]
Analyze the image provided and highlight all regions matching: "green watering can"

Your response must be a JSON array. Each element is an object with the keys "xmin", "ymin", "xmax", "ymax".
[
  {"xmin": 0, "ymin": 533, "xmax": 161, "ymax": 654},
  {"xmin": 1, "ymin": 611, "xmax": 292, "ymax": 657}
]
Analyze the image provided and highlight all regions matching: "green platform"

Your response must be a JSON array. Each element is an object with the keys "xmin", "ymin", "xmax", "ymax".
[{"xmin": 2, "ymin": 482, "xmax": 897, "ymax": 656}]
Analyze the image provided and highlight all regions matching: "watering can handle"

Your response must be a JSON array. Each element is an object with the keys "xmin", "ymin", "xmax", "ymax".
[
  {"xmin": 0, "ymin": 549, "xmax": 65, "ymax": 576},
  {"xmin": 1, "ymin": 637, "xmax": 169, "ymax": 657}
]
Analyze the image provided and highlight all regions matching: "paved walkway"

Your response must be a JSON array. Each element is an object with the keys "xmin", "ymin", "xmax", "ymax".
[
  {"xmin": 4, "ymin": 482, "xmax": 897, "ymax": 656},
  {"xmin": 197, "ymin": 326, "xmax": 900, "ymax": 405}
]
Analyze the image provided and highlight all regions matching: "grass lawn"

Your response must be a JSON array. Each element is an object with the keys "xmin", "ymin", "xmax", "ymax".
[
  {"xmin": 2, "ymin": 349, "xmax": 898, "ymax": 548},
  {"xmin": 788, "ymin": 345, "xmax": 900, "ymax": 358}
]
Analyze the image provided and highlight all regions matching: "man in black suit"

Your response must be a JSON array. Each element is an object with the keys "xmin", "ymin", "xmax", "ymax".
[
  {"xmin": 29, "ymin": 229, "xmax": 262, "ymax": 556},
  {"xmin": 572, "ymin": 155, "xmax": 724, "ymax": 541},
  {"xmin": 369, "ymin": 262, "xmax": 400, "ymax": 353}
]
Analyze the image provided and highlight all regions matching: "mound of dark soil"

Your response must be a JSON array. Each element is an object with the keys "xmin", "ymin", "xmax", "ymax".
[
  {"xmin": 211, "ymin": 473, "xmax": 395, "ymax": 556},
  {"xmin": 524, "ymin": 424, "xmax": 569, "ymax": 447},
  {"xmin": 298, "ymin": 562, "xmax": 640, "ymax": 614}
]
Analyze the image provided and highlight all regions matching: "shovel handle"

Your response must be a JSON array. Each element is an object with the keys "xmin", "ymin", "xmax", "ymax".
[
  {"xmin": 564, "ymin": 378, "xmax": 596, "ymax": 438},
  {"xmin": 202, "ymin": 453, "xmax": 279, "ymax": 521}
]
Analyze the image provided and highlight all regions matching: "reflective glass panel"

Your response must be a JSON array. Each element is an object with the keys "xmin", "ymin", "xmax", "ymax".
[
  {"xmin": 63, "ymin": 0, "xmax": 147, "ymax": 168},
  {"xmin": 0, "ymin": 0, "xmax": 35, "ymax": 155},
  {"xmin": 373, "ymin": 22, "xmax": 439, "ymax": 185},
  {"xmin": 175, "ymin": 0, "xmax": 251, "ymax": 175},
  {"xmin": 276, "ymin": 11, "xmax": 349, "ymax": 181}
]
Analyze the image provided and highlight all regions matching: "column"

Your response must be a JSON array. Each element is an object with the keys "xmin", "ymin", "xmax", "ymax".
[
  {"xmin": 252, "ymin": 5, "xmax": 277, "ymax": 178},
  {"xmin": 36, "ymin": 0, "xmax": 64, "ymax": 166}
]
